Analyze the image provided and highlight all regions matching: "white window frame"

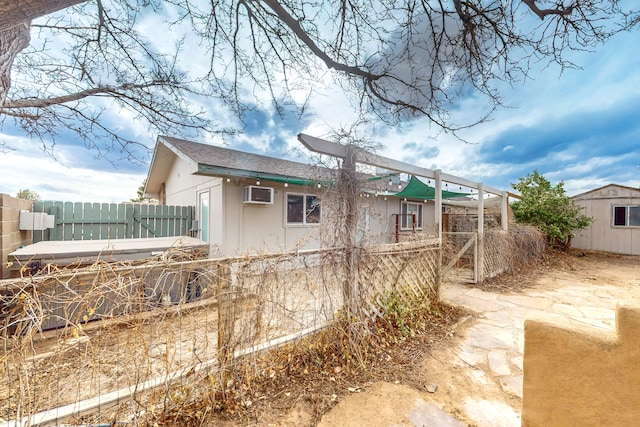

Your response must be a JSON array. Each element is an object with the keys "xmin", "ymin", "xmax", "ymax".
[
  {"xmin": 400, "ymin": 201, "xmax": 423, "ymax": 231},
  {"xmin": 612, "ymin": 205, "xmax": 640, "ymax": 227},
  {"xmin": 286, "ymin": 193, "xmax": 321, "ymax": 226}
]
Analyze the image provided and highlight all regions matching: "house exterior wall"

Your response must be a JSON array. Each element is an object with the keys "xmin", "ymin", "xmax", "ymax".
[
  {"xmin": 572, "ymin": 185, "xmax": 640, "ymax": 255},
  {"xmin": 163, "ymin": 156, "xmax": 217, "ymax": 206},
  {"xmin": 372, "ymin": 198, "xmax": 437, "ymax": 243},
  {"xmin": 162, "ymin": 155, "xmax": 222, "ymax": 252},
  {"xmin": 158, "ymin": 154, "xmax": 440, "ymax": 256},
  {"xmin": 213, "ymin": 180, "xmax": 434, "ymax": 256},
  {"xmin": 221, "ymin": 180, "xmax": 323, "ymax": 255}
]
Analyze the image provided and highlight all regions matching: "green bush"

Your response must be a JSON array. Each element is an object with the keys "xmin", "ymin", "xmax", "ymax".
[{"xmin": 511, "ymin": 171, "xmax": 592, "ymax": 250}]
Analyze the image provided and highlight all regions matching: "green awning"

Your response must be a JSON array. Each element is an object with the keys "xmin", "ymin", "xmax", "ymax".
[{"xmin": 392, "ymin": 176, "xmax": 469, "ymax": 200}]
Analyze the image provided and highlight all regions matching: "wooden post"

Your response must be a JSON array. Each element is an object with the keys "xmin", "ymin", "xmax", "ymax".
[
  {"xmin": 501, "ymin": 191, "xmax": 509, "ymax": 231},
  {"xmin": 435, "ymin": 170, "xmax": 443, "ymax": 291},
  {"xmin": 341, "ymin": 145, "xmax": 358, "ymax": 318},
  {"xmin": 296, "ymin": 135, "xmax": 361, "ymax": 318},
  {"xmin": 217, "ymin": 261, "xmax": 234, "ymax": 387},
  {"xmin": 477, "ymin": 183, "xmax": 485, "ymax": 283},
  {"xmin": 435, "ymin": 170, "xmax": 442, "ymax": 243},
  {"xmin": 473, "ymin": 233, "xmax": 478, "ymax": 283}
]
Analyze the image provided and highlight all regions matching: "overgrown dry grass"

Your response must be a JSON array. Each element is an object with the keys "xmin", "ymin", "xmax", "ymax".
[
  {"xmin": 1, "ymin": 224, "xmax": 549, "ymax": 426},
  {"xmin": 478, "ymin": 248, "xmax": 577, "ymax": 293},
  {"xmin": 149, "ymin": 301, "xmax": 467, "ymax": 426},
  {"xmin": 1, "ymin": 240, "xmax": 446, "ymax": 426}
]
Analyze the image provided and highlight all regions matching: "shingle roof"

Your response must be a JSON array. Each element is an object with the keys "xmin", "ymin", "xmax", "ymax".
[{"xmin": 159, "ymin": 136, "xmax": 327, "ymax": 180}]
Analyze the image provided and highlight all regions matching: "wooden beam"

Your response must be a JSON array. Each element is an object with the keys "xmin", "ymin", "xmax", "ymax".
[
  {"xmin": 298, "ymin": 133, "xmax": 504, "ymax": 195},
  {"xmin": 297, "ymin": 133, "xmax": 348, "ymax": 158}
]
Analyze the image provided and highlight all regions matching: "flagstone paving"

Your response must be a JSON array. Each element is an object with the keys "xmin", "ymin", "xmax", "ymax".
[
  {"xmin": 435, "ymin": 279, "xmax": 638, "ymax": 426},
  {"xmin": 319, "ymin": 256, "xmax": 640, "ymax": 427}
]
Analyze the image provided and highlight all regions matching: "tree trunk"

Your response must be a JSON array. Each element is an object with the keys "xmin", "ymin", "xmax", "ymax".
[
  {"xmin": 0, "ymin": 23, "xmax": 30, "ymax": 107},
  {"xmin": 0, "ymin": 0, "xmax": 88, "ymax": 105}
]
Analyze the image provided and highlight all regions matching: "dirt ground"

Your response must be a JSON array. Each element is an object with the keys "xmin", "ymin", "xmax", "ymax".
[{"xmin": 217, "ymin": 250, "xmax": 640, "ymax": 426}]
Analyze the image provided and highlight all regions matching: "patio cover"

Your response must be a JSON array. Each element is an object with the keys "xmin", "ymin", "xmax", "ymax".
[{"xmin": 393, "ymin": 176, "xmax": 470, "ymax": 200}]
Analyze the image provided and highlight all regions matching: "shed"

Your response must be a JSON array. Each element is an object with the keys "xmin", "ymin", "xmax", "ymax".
[{"xmin": 571, "ymin": 184, "xmax": 640, "ymax": 255}]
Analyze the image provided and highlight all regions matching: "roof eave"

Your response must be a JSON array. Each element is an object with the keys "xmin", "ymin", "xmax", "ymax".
[{"xmin": 144, "ymin": 136, "xmax": 200, "ymax": 197}]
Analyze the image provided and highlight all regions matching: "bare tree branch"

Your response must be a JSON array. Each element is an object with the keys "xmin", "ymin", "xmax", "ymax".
[
  {"xmin": 0, "ymin": 0, "xmax": 637, "ymax": 161},
  {"xmin": 261, "ymin": 0, "xmax": 383, "ymax": 80},
  {"xmin": 0, "ymin": 23, "xmax": 30, "ymax": 106},
  {"xmin": 2, "ymin": 82, "xmax": 165, "ymax": 109},
  {"xmin": 0, "ymin": 0, "xmax": 87, "ymax": 31},
  {"xmin": 521, "ymin": 0, "xmax": 574, "ymax": 20}
]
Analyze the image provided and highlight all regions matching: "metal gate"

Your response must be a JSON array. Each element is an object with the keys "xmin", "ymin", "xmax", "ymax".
[{"xmin": 32, "ymin": 201, "xmax": 194, "ymax": 242}]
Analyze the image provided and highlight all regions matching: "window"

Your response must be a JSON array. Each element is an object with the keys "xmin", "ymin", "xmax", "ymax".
[
  {"xmin": 613, "ymin": 205, "xmax": 640, "ymax": 227},
  {"xmin": 400, "ymin": 201, "xmax": 423, "ymax": 230},
  {"xmin": 287, "ymin": 194, "xmax": 321, "ymax": 225}
]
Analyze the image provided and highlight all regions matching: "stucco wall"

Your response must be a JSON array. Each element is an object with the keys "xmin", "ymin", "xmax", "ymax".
[
  {"xmin": 0, "ymin": 194, "xmax": 33, "ymax": 278},
  {"xmin": 162, "ymin": 155, "xmax": 437, "ymax": 255},
  {"xmin": 222, "ymin": 180, "xmax": 323, "ymax": 255},
  {"xmin": 163, "ymin": 155, "xmax": 218, "ymax": 206},
  {"xmin": 522, "ymin": 302, "xmax": 640, "ymax": 426}
]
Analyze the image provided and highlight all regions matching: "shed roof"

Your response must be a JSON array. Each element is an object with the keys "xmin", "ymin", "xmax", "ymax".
[{"xmin": 572, "ymin": 184, "xmax": 640, "ymax": 200}]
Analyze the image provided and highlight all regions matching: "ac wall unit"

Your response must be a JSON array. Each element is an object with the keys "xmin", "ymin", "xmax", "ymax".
[{"xmin": 243, "ymin": 186, "xmax": 274, "ymax": 204}]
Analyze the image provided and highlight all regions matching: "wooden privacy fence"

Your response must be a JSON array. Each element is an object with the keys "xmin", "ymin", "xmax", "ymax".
[
  {"xmin": 0, "ymin": 240, "xmax": 441, "ymax": 426},
  {"xmin": 31, "ymin": 201, "xmax": 194, "ymax": 242}
]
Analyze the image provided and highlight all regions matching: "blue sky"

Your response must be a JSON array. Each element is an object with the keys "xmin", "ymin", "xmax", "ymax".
[{"xmin": 0, "ymin": 8, "xmax": 638, "ymax": 203}]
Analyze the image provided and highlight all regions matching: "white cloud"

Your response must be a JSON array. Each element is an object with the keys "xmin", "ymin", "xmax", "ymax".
[{"xmin": 0, "ymin": 135, "xmax": 144, "ymax": 203}]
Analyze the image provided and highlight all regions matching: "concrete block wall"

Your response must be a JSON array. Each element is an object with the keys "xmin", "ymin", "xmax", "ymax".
[
  {"xmin": 522, "ymin": 302, "xmax": 640, "ymax": 426},
  {"xmin": 0, "ymin": 193, "xmax": 33, "ymax": 279}
]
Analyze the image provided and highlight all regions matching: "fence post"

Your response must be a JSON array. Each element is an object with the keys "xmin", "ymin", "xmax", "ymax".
[
  {"xmin": 217, "ymin": 260, "xmax": 234, "ymax": 388},
  {"xmin": 340, "ymin": 144, "xmax": 359, "ymax": 319},
  {"xmin": 473, "ymin": 233, "xmax": 478, "ymax": 283},
  {"xmin": 477, "ymin": 183, "xmax": 485, "ymax": 283},
  {"xmin": 501, "ymin": 191, "xmax": 509, "ymax": 231},
  {"xmin": 435, "ymin": 169, "xmax": 443, "ymax": 290}
]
